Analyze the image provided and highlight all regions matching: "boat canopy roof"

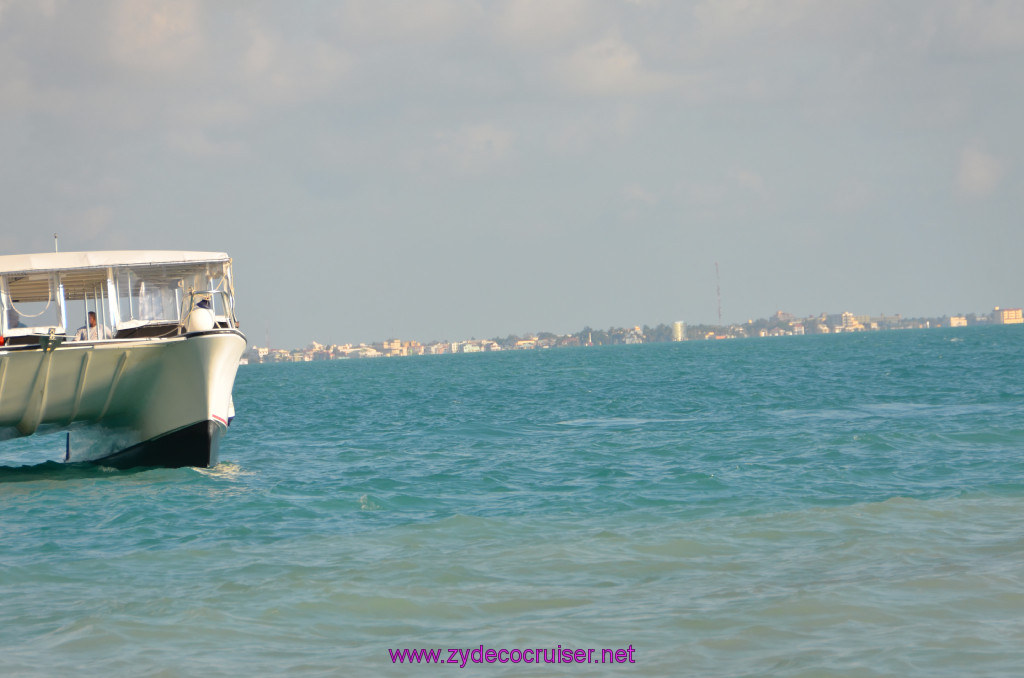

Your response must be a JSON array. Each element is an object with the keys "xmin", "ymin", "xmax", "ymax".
[
  {"xmin": 0, "ymin": 251, "xmax": 230, "ymax": 275},
  {"xmin": 0, "ymin": 251, "xmax": 232, "ymax": 303}
]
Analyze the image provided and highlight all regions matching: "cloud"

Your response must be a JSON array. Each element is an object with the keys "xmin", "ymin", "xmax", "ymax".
[
  {"xmin": 55, "ymin": 205, "xmax": 115, "ymax": 244},
  {"xmin": 176, "ymin": 98, "xmax": 252, "ymax": 129},
  {"xmin": 946, "ymin": 0, "xmax": 1024, "ymax": 52},
  {"xmin": 108, "ymin": 0, "xmax": 202, "ymax": 73},
  {"xmin": 434, "ymin": 123, "xmax": 515, "ymax": 173},
  {"xmin": 335, "ymin": 0, "xmax": 475, "ymax": 45},
  {"xmin": 675, "ymin": 169, "xmax": 771, "ymax": 216},
  {"xmin": 733, "ymin": 169, "xmax": 767, "ymax": 198},
  {"xmin": 165, "ymin": 129, "xmax": 246, "ymax": 159},
  {"xmin": 832, "ymin": 180, "xmax": 874, "ymax": 213},
  {"xmin": 242, "ymin": 25, "xmax": 352, "ymax": 105},
  {"xmin": 557, "ymin": 35, "xmax": 674, "ymax": 96},
  {"xmin": 544, "ymin": 104, "xmax": 642, "ymax": 156},
  {"xmin": 56, "ymin": 174, "xmax": 126, "ymax": 200},
  {"xmin": 956, "ymin": 144, "xmax": 1004, "ymax": 198},
  {"xmin": 690, "ymin": 0, "xmax": 828, "ymax": 46},
  {"xmin": 0, "ymin": 0, "xmax": 57, "ymax": 25},
  {"xmin": 494, "ymin": 0, "xmax": 592, "ymax": 46},
  {"xmin": 623, "ymin": 184, "xmax": 657, "ymax": 205},
  {"xmin": 681, "ymin": 179, "xmax": 728, "ymax": 207}
]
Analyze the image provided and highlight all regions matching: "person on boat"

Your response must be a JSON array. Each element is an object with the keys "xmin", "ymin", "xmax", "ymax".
[{"xmin": 74, "ymin": 311, "xmax": 112, "ymax": 341}]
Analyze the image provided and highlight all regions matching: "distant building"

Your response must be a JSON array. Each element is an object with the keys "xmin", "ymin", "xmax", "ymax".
[
  {"xmin": 949, "ymin": 316, "xmax": 968, "ymax": 327},
  {"xmin": 841, "ymin": 312, "xmax": 864, "ymax": 332},
  {"xmin": 864, "ymin": 314, "xmax": 902, "ymax": 329},
  {"xmin": 994, "ymin": 307, "xmax": 1023, "ymax": 325},
  {"xmin": 672, "ymin": 321, "xmax": 686, "ymax": 342},
  {"xmin": 623, "ymin": 326, "xmax": 644, "ymax": 344},
  {"xmin": 375, "ymin": 339, "xmax": 407, "ymax": 357}
]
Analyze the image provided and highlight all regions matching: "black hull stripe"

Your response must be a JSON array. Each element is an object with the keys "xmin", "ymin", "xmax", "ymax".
[{"xmin": 92, "ymin": 420, "xmax": 224, "ymax": 470}]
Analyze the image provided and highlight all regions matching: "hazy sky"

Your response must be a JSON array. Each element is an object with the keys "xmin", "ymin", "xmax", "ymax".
[{"xmin": 2, "ymin": 1, "xmax": 1022, "ymax": 347}]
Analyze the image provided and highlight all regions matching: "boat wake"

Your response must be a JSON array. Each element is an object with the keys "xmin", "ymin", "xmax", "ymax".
[
  {"xmin": 194, "ymin": 461, "xmax": 251, "ymax": 479},
  {"xmin": 0, "ymin": 460, "xmax": 146, "ymax": 483}
]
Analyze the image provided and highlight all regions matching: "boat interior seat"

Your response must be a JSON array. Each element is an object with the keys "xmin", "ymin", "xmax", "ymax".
[{"xmin": 1, "ymin": 334, "xmax": 47, "ymax": 347}]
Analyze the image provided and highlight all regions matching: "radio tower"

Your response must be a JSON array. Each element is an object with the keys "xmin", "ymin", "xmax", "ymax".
[{"xmin": 715, "ymin": 262, "xmax": 722, "ymax": 326}]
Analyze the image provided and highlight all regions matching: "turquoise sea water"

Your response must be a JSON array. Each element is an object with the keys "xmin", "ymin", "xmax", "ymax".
[{"xmin": 2, "ymin": 327, "xmax": 1024, "ymax": 676}]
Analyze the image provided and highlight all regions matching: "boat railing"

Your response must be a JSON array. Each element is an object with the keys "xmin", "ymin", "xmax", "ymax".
[{"xmin": 179, "ymin": 289, "xmax": 237, "ymax": 333}]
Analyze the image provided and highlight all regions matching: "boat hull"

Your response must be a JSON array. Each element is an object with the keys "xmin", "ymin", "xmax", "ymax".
[
  {"xmin": 95, "ymin": 419, "xmax": 225, "ymax": 470},
  {"xmin": 0, "ymin": 329, "xmax": 245, "ymax": 468}
]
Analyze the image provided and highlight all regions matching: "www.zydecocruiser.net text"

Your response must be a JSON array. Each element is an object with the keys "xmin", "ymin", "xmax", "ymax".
[{"xmin": 389, "ymin": 645, "xmax": 637, "ymax": 667}]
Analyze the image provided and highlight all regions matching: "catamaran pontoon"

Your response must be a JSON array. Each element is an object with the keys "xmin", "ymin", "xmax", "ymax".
[{"xmin": 0, "ymin": 251, "xmax": 246, "ymax": 469}]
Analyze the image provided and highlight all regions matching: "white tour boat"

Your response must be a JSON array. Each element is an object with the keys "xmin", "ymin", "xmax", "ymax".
[{"xmin": 0, "ymin": 250, "xmax": 246, "ymax": 469}]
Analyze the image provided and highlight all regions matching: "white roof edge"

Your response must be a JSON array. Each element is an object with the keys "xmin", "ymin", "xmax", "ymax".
[{"xmin": 0, "ymin": 250, "xmax": 231, "ymax": 275}]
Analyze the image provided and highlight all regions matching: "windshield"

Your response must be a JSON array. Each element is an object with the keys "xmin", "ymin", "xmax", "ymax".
[{"xmin": 113, "ymin": 262, "xmax": 232, "ymax": 327}]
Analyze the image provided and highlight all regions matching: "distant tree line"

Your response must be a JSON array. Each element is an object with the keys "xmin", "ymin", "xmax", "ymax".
[{"xmin": 488, "ymin": 310, "xmax": 991, "ymax": 349}]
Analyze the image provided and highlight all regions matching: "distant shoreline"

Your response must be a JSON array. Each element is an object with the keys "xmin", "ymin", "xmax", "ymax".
[{"xmin": 244, "ymin": 308, "xmax": 1021, "ymax": 363}]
